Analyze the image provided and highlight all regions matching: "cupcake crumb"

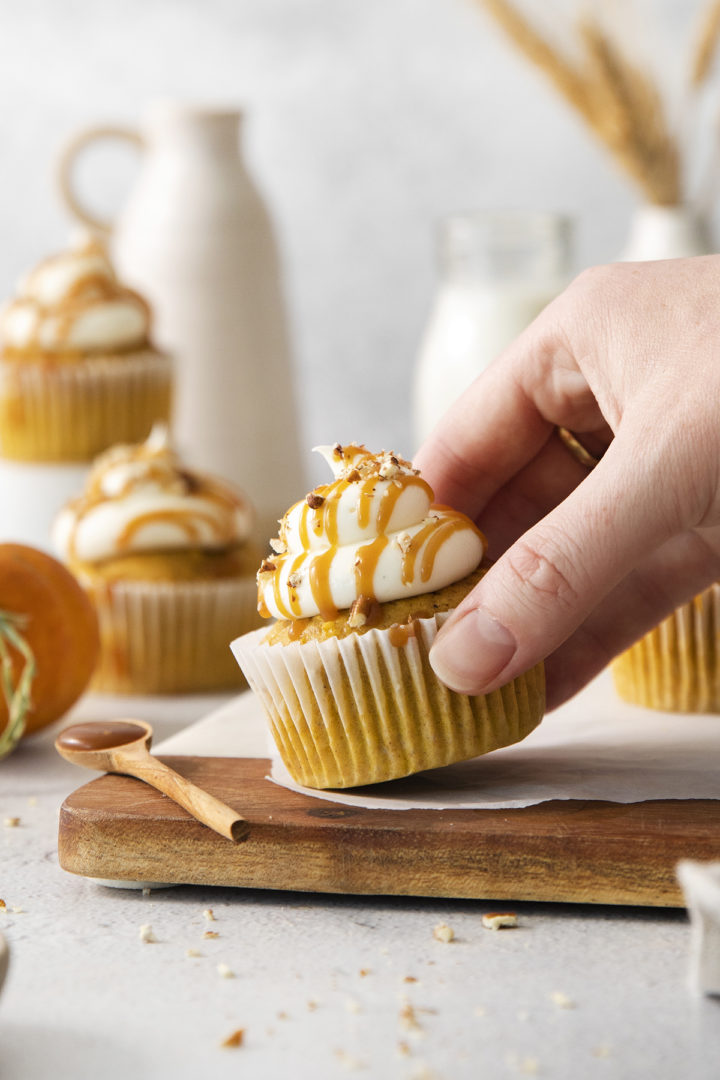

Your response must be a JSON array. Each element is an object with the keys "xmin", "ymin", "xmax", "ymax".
[
  {"xmin": 203, "ymin": 930, "xmax": 220, "ymax": 939},
  {"xmin": 4, "ymin": 817, "xmax": 20, "ymax": 828},
  {"xmin": 432, "ymin": 922, "xmax": 454, "ymax": 943},
  {"xmin": 203, "ymin": 908, "xmax": 216, "ymax": 921},
  {"xmin": 482, "ymin": 912, "xmax": 518, "ymax": 931},
  {"xmin": 550, "ymin": 991, "xmax": 575, "ymax": 1009},
  {"xmin": 186, "ymin": 949, "xmax": 202, "ymax": 958},
  {"xmin": 139, "ymin": 924, "xmax": 156, "ymax": 943},
  {"xmin": 220, "ymin": 1028, "xmax": 245, "ymax": 1049},
  {"xmin": 217, "ymin": 963, "xmax": 235, "ymax": 979}
]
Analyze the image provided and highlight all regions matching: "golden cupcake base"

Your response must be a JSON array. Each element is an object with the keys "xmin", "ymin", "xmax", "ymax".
[
  {"xmin": 86, "ymin": 575, "xmax": 261, "ymax": 694},
  {"xmin": 612, "ymin": 585, "xmax": 720, "ymax": 712},
  {"xmin": 0, "ymin": 350, "xmax": 172, "ymax": 461},
  {"xmin": 233, "ymin": 614, "xmax": 545, "ymax": 789}
]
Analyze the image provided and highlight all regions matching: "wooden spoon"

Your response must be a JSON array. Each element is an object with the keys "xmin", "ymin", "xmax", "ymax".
[{"xmin": 55, "ymin": 720, "xmax": 249, "ymax": 843}]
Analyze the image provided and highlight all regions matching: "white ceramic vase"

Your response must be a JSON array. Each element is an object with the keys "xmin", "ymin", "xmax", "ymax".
[
  {"xmin": 620, "ymin": 204, "xmax": 713, "ymax": 261},
  {"xmin": 57, "ymin": 102, "xmax": 304, "ymax": 539}
]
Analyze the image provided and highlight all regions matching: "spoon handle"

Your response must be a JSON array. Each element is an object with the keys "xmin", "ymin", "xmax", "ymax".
[{"xmin": 111, "ymin": 747, "xmax": 250, "ymax": 843}]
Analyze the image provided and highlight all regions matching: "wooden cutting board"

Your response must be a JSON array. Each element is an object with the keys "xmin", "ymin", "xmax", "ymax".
[{"xmin": 58, "ymin": 755, "xmax": 720, "ymax": 906}]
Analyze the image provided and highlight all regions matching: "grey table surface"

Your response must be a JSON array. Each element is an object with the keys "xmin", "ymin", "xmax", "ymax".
[{"xmin": 1, "ymin": 692, "xmax": 719, "ymax": 1080}]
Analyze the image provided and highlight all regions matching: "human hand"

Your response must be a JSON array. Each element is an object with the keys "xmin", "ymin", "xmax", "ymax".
[{"xmin": 415, "ymin": 256, "xmax": 720, "ymax": 709}]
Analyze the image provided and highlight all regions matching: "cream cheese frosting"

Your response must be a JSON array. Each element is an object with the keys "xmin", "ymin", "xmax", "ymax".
[
  {"xmin": 258, "ymin": 443, "xmax": 485, "ymax": 620},
  {"xmin": 53, "ymin": 424, "xmax": 253, "ymax": 564},
  {"xmin": 0, "ymin": 235, "xmax": 150, "ymax": 353}
]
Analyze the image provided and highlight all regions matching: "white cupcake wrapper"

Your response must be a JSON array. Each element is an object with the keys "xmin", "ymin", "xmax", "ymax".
[
  {"xmin": 232, "ymin": 614, "xmax": 544, "ymax": 789},
  {"xmin": 613, "ymin": 585, "xmax": 720, "ymax": 713},
  {"xmin": 0, "ymin": 350, "xmax": 171, "ymax": 460},
  {"xmin": 88, "ymin": 574, "xmax": 260, "ymax": 694}
]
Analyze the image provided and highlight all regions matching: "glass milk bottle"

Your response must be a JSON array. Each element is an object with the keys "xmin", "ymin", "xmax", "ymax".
[{"xmin": 413, "ymin": 211, "xmax": 573, "ymax": 448}]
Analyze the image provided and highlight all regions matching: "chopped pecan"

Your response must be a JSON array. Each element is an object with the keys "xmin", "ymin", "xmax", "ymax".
[
  {"xmin": 347, "ymin": 595, "xmax": 382, "ymax": 629},
  {"xmin": 259, "ymin": 559, "xmax": 277, "ymax": 574},
  {"xmin": 306, "ymin": 492, "xmax": 325, "ymax": 509}
]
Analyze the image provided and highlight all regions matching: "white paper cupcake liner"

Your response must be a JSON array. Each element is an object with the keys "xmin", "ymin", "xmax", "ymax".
[
  {"xmin": 612, "ymin": 585, "xmax": 720, "ymax": 713},
  {"xmin": 87, "ymin": 573, "xmax": 261, "ymax": 694},
  {"xmin": 0, "ymin": 349, "xmax": 172, "ymax": 461},
  {"xmin": 232, "ymin": 613, "xmax": 545, "ymax": 789}
]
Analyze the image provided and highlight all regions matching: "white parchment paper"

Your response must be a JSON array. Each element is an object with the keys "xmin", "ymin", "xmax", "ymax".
[{"xmin": 156, "ymin": 669, "xmax": 720, "ymax": 811}]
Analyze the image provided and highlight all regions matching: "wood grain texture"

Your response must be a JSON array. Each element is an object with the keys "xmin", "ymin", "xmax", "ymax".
[{"xmin": 57, "ymin": 756, "xmax": 720, "ymax": 906}]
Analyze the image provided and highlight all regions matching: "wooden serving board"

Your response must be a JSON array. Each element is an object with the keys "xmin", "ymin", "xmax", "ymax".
[{"xmin": 58, "ymin": 756, "xmax": 720, "ymax": 906}]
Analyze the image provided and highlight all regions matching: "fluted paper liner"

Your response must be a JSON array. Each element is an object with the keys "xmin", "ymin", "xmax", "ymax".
[
  {"xmin": 0, "ymin": 350, "xmax": 172, "ymax": 461},
  {"xmin": 612, "ymin": 585, "xmax": 720, "ymax": 713},
  {"xmin": 86, "ymin": 574, "xmax": 261, "ymax": 694},
  {"xmin": 232, "ymin": 614, "xmax": 545, "ymax": 789}
]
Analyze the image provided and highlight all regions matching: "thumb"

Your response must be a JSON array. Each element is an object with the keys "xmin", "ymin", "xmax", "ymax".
[{"xmin": 429, "ymin": 437, "xmax": 682, "ymax": 696}]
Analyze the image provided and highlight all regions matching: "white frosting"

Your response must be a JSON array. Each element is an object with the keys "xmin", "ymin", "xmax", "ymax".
[
  {"xmin": 53, "ymin": 424, "xmax": 252, "ymax": 563},
  {"xmin": 0, "ymin": 239, "xmax": 150, "ymax": 352},
  {"xmin": 259, "ymin": 444, "xmax": 485, "ymax": 619}
]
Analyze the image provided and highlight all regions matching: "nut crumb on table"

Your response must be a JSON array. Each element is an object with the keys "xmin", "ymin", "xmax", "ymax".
[
  {"xmin": 482, "ymin": 912, "xmax": 518, "ymax": 930},
  {"xmin": 433, "ymin": 922, "xmax": 454, "ymax": 943},
  {"xmin": 220, "ymin": 1028, "xmax": 245, "ymax": 1049},
  {"xmin": 217, "ymin": 962, "xmax": 235, "ymax": 978},
  {"xmin": 4, "ymin": 817, "xmax": 20, "ymax": 827},
  {"xmin": 550, "ymin": 990, "xmax": 575, "ymax": 1009},
  {"xmin": 139, "ymin": 924, "xmax": 156, "ymax": 943}
]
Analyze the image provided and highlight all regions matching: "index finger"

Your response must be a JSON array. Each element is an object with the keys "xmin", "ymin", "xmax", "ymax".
[{"xmin": 413, "ymin": 313, "xmax": 602, "ymax": 519}]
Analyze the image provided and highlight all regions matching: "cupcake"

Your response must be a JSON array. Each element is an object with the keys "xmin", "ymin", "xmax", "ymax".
[
  {"xmin": 0, "ymin": 235, "xmax": 171, "ymax": 461},
  {"xmin": 232, "ymin": 443, "xmax": 545, "ymax": 789},
  {"xmin": 612, "ymin": 587, "xmax": 720, "ymax": 712},
  {"xmin": 53, "ymin": 424, "xmax": 262, "ymax": 693}
]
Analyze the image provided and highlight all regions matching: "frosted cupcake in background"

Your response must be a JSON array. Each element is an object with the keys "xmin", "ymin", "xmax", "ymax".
[
  {"xmin": 0, "ymin": 234, "xmax": 171, "ymax": 461},
  {"xmin": 612, "ymin": 589, "xmax": 720, "ymax": 713},
  {"xmin": 232, "ymin": 443, "xmax": 545, "ymax": 789},
  {"xmin": 53, "ymin": 424, "xmax": 261, "ymax": 693}
]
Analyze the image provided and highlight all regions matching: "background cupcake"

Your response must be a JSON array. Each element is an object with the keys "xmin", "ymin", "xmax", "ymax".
[
  {"xmin": 612, "ymin": 587, "xmax": 720, "ymax": 713},
  {"xmin": 0, "ymin": 234, "xmax": 171, "ymax": 462},
  {"xmin": 53, "ymin": 423, "xmax": 261, "ymax": 693},
  {"xmin": 233, "ymin": 443, "xmax": 545, "ymax": 789}
]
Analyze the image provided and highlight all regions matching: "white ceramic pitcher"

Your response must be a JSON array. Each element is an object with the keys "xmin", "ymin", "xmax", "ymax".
[{"xmin": 57, "ymin": 102, "xmax": 304, "ymax": 539}]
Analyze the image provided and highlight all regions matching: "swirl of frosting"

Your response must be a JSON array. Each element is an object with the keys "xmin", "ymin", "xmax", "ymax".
[
  {"xmin": 0, "ymin": 235, "xmax": 150, "ymax": 353},
  {"xmin": 258, "ymin": 443, "xmax": 485, "ymax": 620},
  {"xmin": 53, "ymin": 424, "xmax": 253, "ymax": 564}
]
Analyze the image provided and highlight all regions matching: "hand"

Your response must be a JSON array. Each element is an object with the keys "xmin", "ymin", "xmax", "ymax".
[{"xmin": 414, "ymin": 256, "xmax": 720, "ymax": 709}]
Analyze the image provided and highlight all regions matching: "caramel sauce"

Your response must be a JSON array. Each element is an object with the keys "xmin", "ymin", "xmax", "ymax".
[
  {"xmin": 259, "ymin": 448, "xmax": 479, "ymax": 627},
  {"xmin": 57, "ymin": 720, "xmax": 146, "ymax": 752},
  {"xmin": 388, "ymin": 623, "xmax": 416, "ymax": 648},
  {"xmin": 118, "ymin": 509, "xmax": 206, "ymax": 548},
  {"xmin": 287, "ymin": 618, "xmax": 311, "ymax": 641},
  {"xmin": 288, "ymin": 553, "xmax": 306, "ymax": 617},
  {"xmin": 308, "ymin": 546, "xmax": 339, "ymax": 620},
  {"xmin": 65, "ymin": 433, "xmax": 250, "ymax": 565},
  {"xmin": 354, "ymin": 535, "xmax": 389, "ymax": 598}
]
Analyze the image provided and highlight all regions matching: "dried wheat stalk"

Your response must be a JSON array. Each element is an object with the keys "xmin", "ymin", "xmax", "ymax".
[
  {"xmin": 479, "ymin": 0, "xmax": 681, "ymax": 205},
  {"xmin": 691, "ymin": 0, "xmax": 720, "ymax": 87}
]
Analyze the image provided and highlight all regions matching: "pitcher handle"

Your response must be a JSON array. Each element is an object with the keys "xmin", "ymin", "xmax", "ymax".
[{"xmin": 56, "ymin": 125, "xmax": 144, "ymax": 237}]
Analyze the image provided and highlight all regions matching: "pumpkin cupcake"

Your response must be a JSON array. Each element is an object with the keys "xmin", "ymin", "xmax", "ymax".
[
  {"xmin": 612, "ymin": 587, "xmax": 720, "ymax": 713},
  {"xmin": 53, "ymin": 424, "xmax": 261, "ymax": 693},
  {"xmin": 232, "ymin": 444, "xmax": 545, "ymax": 789},
  {"xmin": 0, "ymin": 234, "xmax": 171, "ymax": 462}
]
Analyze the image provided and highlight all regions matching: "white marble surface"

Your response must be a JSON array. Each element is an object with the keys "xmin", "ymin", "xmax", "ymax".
[{"xmin": 1, "ymin": 686, "xmax": 720, "ymax": 1079}]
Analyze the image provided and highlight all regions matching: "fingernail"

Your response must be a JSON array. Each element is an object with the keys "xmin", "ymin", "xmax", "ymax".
[{"xmin": 430, "ymin": 608, "xmax": 516, "ymax": 694}]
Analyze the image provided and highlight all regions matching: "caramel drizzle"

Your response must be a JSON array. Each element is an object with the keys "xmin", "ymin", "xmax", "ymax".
[
  {"xmin": 11, "ymin": 242, "xmax": 151, "ymax": 352},
  {"xmin": 261, "ymin": 479, "xmax": 482, "ymax": 622},
  {"xmin": 117, "ymin": 508, "xmax": 223, "ymax": 549},
  {"xmin": 65, "ymin": 445, "xmax": 248, "ymax": 564}
]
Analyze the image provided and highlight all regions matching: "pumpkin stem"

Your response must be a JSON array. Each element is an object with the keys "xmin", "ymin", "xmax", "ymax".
[{"xmin": 0, "ymin": 610, "xmax": 36, "ymax": 760}]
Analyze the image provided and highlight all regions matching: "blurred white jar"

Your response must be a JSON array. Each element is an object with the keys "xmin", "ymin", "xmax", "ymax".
[{"xmin": 413, "ymin": 211, "xmax": 573, "ymax": 448}]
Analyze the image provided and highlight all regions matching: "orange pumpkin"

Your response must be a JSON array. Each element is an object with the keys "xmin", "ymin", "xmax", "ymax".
[{"xmin": 0, "ymin": 544, "xmax": 99, "ymax": 749}]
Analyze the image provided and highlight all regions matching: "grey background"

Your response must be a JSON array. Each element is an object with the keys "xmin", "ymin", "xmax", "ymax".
[{"xmin": 0, "ymin": 0, "xmax": 705, "ymax": 464}]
